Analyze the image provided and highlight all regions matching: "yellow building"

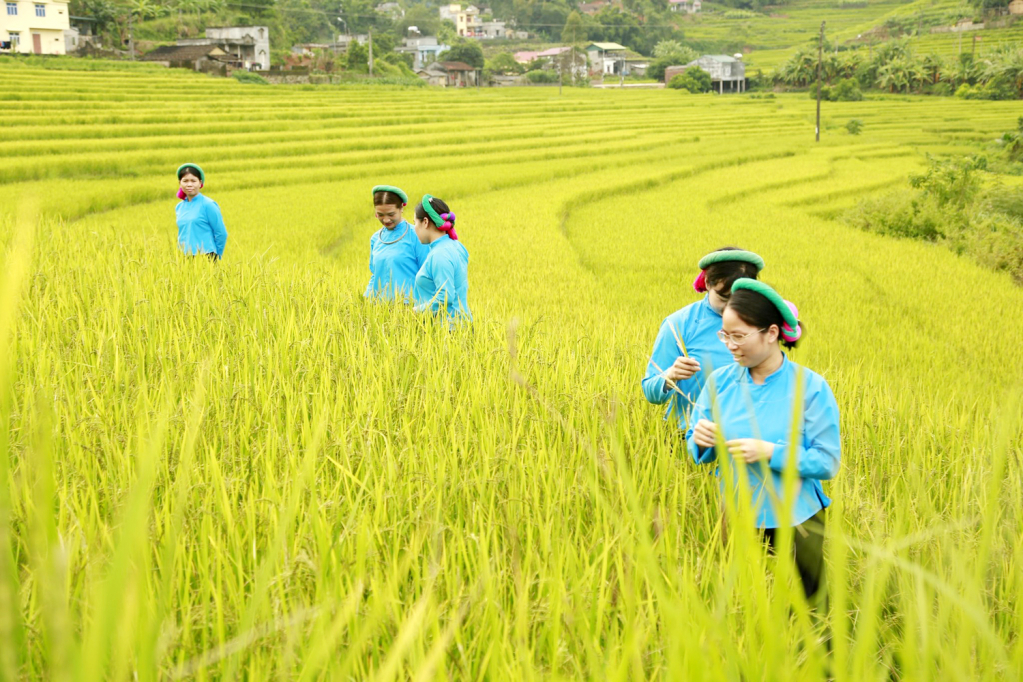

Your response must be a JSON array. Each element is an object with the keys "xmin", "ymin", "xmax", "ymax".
[{"xmin": 1, "ymin": 0, "xmax": 70, "ymax": 55}]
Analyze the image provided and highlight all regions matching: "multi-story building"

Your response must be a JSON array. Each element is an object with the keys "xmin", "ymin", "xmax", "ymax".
[
  {"xmin": 456, "ymin": 5, "xmax": 483, "ymax": 37},
  {"xmin": 1, "ymin": 0, "xmax": 70, "ymax": 55}
]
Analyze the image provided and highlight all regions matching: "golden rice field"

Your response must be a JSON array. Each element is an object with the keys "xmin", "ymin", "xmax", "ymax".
[{"xmin": 1, "ymin": 60, "xmax": 1022, "ymax": 680}]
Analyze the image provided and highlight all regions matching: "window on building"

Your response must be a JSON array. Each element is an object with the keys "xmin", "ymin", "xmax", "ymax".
[
  {"xmin": 6, "ymin": 3, "xmax": 16, "ymax": 15},
  {"xmin": 34, "ymin": 3, "xmax": 43, "ymax": 16},
  {"xmin": 9, "ymin": 32, "xmax": 19, "ymax": 47}
]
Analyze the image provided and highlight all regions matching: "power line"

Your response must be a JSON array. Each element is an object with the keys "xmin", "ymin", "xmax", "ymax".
[{"xmin": 219, "ymin": 1, "xmax": 687, "ymax": 28}]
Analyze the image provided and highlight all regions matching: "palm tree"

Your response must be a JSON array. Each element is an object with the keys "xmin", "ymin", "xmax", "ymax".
[
  {"xmin": 945, "ymin": 57, "xmax": 977, "ymax": 91},
  {"xmin": 876, "ymin": 62, "xmax": 897, "ymax": 93},
  {"xmin": 982, "ymin": 47, "xmax": 1023, "ymax": 99},
  {"xmin": 922, "ymin": 54, "xmax": 944, "ymax": 86},
  {"xmin": 129, "ymin": 0, "xmax": 160, "ymax": 20}
]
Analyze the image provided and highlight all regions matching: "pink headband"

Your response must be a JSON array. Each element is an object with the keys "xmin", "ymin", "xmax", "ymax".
[
  {"xmin": 693, "ymin": 270, "xmax": 707, "ymax": 292},
  {"xmin": 781, "ymin": 300, "xmax": 801, "ymax": 343},
  {"xmin": 438, "ymin": 212, "xmax": 459, "ymax": 241}
]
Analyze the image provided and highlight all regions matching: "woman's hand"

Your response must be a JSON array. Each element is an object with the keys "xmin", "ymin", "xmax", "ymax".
[
  {"xmin": 665, "ymin": 356, "xmax": 701, "ymax": 383},
  {"xmin": 727, "ymin": 439, "xmax": 774, "ymax": 464},
  {"xmin": 692, "ymin": 419, "xmax": 718, "ymax": 448}
]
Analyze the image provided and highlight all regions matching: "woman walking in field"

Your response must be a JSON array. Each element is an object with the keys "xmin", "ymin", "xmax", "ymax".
[
  {"xmin": 365, "ymin": 185, "xmax": 431, "ymax": 301},
  {"xmin": 642, "ymin": 247, "xmax": 765, "ymax": 429},
  {"xmin": 412, "ymin": 194, "xmax": 471, "ymax": 323},
  {"xmin": 686, "ymin": 279, "xmax": 840, "ymax": 604},
  {"xmin": 175, "ymin": 163, "xmax": 227, "ymax": 261}
]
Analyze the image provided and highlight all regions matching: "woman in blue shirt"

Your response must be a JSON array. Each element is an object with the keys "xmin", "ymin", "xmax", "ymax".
[
  {"xmin": 642, "ymin": 248, "xmax": 765, "ymax": 430},
  {"xmin": 687, "ymin": 279, "xmax": 840, "ymax": 602},
  {"xmin": 365, "ymin": 185, "xmax": 431, "ymax": 301},
  {"xmin": 411, "ymin": 194, "xmax": 471, "ymax": 323},
  {"xmin": 175, "ymin": 163, "xmax": 227, "ymax": 261}
]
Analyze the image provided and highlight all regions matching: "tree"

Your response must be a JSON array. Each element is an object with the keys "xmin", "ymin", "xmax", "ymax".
[
  {"xmin": 670, "ymin": 67, "xmax": 712, "ymax": 92},
  {"xmin": 128, "ymin": 0, "xmax": 160, "ymax": 20},
  {"xmin": 561, "ymin": 10, "xmax": 588, "ymax": 44},
  {"xmin": 592, "ymin": 6, "xmax": 640, "ymax": 52},
  {"xmin": 648, "ymin": 50, "xmax": 698, "ymax": 82},
  {"xmin": 922, "ymin": 54, "xmax": 945, "ymax": 85},
  {"xmin": 653, "ymin": 40, "xmax": 685, "ymax": 59},
  {"xmin": 442, "ymin": 39, "xmax": 484, "ymax": 68},
  {"xmin": 486, "ymin": 51, "xmax": 523, "ymax": 75},
  {"xmin": 346, "ymin": 40, "xmax": 368, "ymax": 72},
  {"xmin": 395, "ymin": 5, "xmax": 440, "ymax": 39}
]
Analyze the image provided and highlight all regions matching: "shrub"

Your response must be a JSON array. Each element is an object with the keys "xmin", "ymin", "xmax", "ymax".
[
  {"xmin": 831, "ymin": 79, "xmax": 863, "ymax": 101},
  {"xmin": 846, "ymin": 119, "xmax": 863, "ymax": 135},
  {"xmin": 669, "ymin": 67, "xmax": 712, "ymax": 93},
  {"xmin": 233, "ymin": 71, "xmax": 269, "ymax": 85},
  {"xmin": 525, "ymin": 69, "xmax": 559, "ymax": 84},
  {"xmin": 809, "ymin": 84, "xmax": 832, "ymax": 100}
]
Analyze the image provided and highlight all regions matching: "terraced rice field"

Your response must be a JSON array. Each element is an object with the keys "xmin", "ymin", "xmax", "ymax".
[{"xmin": 1, "ymin": 61, "xmax": 1022, "ymax": 679}]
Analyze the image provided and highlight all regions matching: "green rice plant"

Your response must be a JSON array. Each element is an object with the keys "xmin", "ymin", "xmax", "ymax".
[{"xmin": 0, "ymin": 63, "xmax": 1021, "ymax": 680}]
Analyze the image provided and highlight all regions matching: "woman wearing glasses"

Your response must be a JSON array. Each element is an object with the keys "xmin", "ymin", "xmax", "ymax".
[
  {"xmin": 642, "ymin": 247, "xmax": 765, "ymax": 429},
  {"xmin": 686, "ymin": 279, "xmax": 840, "ymax": 604}
]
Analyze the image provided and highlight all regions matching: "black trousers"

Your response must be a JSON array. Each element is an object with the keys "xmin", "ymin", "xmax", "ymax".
[
  {"xmin": 762, "ymin": 508, "xmax": 827, "ymax": 603},
  {"xmin": 189, "ymin": 252, "xmax": 220, "ymax": 262}
]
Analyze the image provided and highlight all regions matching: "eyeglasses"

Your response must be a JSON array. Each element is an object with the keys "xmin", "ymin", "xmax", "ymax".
[{"xmin": 717, "ymin": 329, "xmax": 766, "ymax": 346}]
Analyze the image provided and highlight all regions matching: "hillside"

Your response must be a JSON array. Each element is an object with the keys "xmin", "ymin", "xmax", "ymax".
[{"xmin": 683, "ymin": 0, "xmax": 1023, "ymax": 71}]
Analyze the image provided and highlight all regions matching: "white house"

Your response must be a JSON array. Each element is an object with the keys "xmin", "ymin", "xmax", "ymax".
[
  {"xmin": 668, "ymin": 0, "xmax": 701, "ymax": 13},
  {"xmin": 669, "ymin": 55, "xmax": 746, "ymax": 92},
  {"xmin": 1, "ymin": 0, "xmax": 70, "ymax": 55},
  {"xmin": 177, "ymin": 26, "xmax": 270, "ymax": 69},
  {"xmin": 480, "ymin": 19, "xmax": 506, "ymax": 38},
  {"xmin": 585, "ymin": 42, "xmax": 628, "ymax": 75},
  {"xmin": 396, "ymin": 35, "xmax": 450, "ymax": 70}
]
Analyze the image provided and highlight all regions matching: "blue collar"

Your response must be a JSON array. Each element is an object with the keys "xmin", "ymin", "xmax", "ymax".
[{"xmin": 741, "ymin": 352, "xmax": 789, "ymax": 386}]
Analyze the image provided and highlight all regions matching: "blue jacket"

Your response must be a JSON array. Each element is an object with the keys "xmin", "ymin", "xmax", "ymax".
[
  {"xmin": 686, "ymin": 356, "xmax": 841, "ymax": 528},
  {"xmin": 642, "ymin": 297, "xmax": 736, "ymax": 429},
  {"xmin": 413, "ymin": 235, "xmax": 471, "ymax": 321},
  {"xmin": 365, "ymin": 221, "xmax": 431, "ymax": 301},
  {"xmin": 175, "ymin": 193, "xmax": 227, "ymax": 258}
]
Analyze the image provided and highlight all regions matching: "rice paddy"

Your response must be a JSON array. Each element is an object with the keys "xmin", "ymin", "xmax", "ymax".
[{"xmin": 1, "ymin": 61, "xmax": 1022, "ymax": 680}]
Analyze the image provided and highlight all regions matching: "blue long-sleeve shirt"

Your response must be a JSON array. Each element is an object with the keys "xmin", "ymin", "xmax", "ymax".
[
  {"xmin": 642, "ymin": 297, "xmax": 736, "ymax": 429},
  {"xmin": 686, "ymin": 356, "xmax": 841, "ymax": 528},
  {"xmin": 365, "ymin": 221, "xmax": 431, "ymax": 301},
  {"xmin": 175, "ymin": 193, "xmax": 227, "ymax": 258},
  {"xmin": 413, "ymin": 235, "xmax": 471, "ymax": 322}
]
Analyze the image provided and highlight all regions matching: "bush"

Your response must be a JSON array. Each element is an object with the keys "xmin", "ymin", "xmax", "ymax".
[
  {"xmin": 846, "ymin": 119, "xmax": 863, "ymax": 135},
  {"xmin": 669, "ymin": 67, "xmax": 712, "ymax": 93},
  {"xmin": 843, "ymin": 191, "xmax": 946, "ymax": 241},
  {"xmin": 831, "ymin": 79, "xmax": 863, "ymax": 101},
  {"xmin": 233, "ymin": 71, "xmax": 269, "ymax": 85},
  {"xmin": 525, "ymin": 69, "xmax": 559, "ymax": 84},
  {"xmin": 809, "ymin": 84, "xmax": 832, "ymax": 100},
  {"xmin": 955, "ymin": 83, "xmax": 979, "ymax": 99}
]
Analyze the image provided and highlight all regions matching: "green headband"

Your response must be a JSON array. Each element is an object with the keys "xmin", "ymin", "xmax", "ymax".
[
  {"xmin": 177, "ymin": 163, "xmax": 204, "ymax": 184},
  {"xmin": 698, "ymin": 249, "xmax": 765, "ymax": 271},
  {"xmin": 730, "ymin": 279, "xmax": 798, "ymax": 330},
  {"xmin": 372, "ymin": 184, "xmax": 408, "ymax": 205},
  {"xmin": 420, "ymin": 194, "xmax": 444, "ymax": 226}
]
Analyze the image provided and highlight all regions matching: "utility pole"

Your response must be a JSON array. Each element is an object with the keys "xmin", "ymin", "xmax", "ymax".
[
  {"xmin": 368, "ymin": 28, "xmax": 374, "ymax": 77},
  {"xmin": 816, "ymin": 20, "xmax": 825, "ymax": 142},
  {"xmin": 128, "ymin": 12, "xmax": 135, "ymax": 60}
]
